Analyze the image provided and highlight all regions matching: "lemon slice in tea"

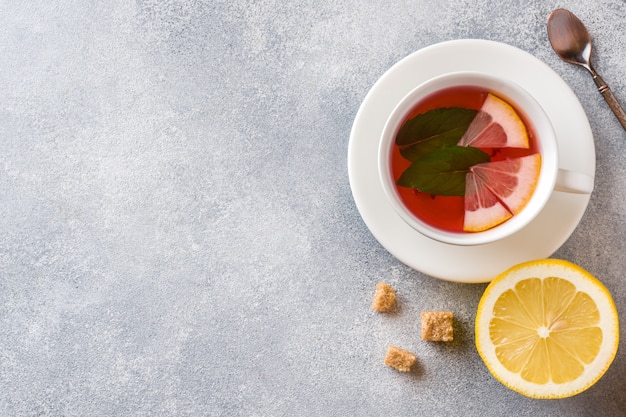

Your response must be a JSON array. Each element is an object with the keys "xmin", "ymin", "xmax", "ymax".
[
  {"xmin": 463, "ymin": 170, "xmax": 512, "ymax": 232},
  {"xmin": 463, "ymin": 154, "xmax": 541, "ymax": 232},
  {"xmin": 458, "ymin": 93, "xmax": 530, "ymax": 148},
  {"xmin": 475, "ymin": 259, "xmax": 619, "ymax": 399}
]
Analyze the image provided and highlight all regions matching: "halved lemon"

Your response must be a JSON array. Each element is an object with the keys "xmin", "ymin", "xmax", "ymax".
[
  {"xmin": 463, "ymin": 154, "xmax": 541, "ymax": 232},
  {"xmin": 458, "ymin": 93, "xmax": 530, "ymax": 149},
  {"xmin": 475, "ymin": 259, "xmax": 619, "ymax": 399}
]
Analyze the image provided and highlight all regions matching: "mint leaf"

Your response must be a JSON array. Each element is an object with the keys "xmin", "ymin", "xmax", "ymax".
[
  {"xmin": 396, "ymin": 107, "xmax": 478, "ymax": 161},
  {"xmin": 397, "ymin": 146, "xmax": 490, "ymax": 196}
]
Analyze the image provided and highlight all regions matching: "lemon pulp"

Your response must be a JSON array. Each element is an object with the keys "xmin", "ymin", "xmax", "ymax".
[
  {"xmin": 475, "ymin": 259, "xmax": 619, "ymax": 399},
  {"xmin": 490, "ymin": 276, "xmax": 602, "ymax": 384}
]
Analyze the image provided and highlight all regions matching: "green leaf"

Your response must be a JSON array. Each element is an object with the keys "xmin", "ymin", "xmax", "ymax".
[
  {"xmin": 397, "ymin": 146, "xmax": 490, "ymax": 196},
  {"xmin": 396, "ymin": 107, "xmax": 478, "ymax": 161}
]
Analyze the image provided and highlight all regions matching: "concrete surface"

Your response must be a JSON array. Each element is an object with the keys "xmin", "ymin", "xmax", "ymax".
[{"xmin": 1, "ymin": 1, "xmax": 625, "ymax": 416}]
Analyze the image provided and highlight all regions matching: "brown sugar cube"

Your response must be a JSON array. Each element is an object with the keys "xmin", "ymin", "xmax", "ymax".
[
  {"xmin": 371, "ymin": 282, "xmax": 396, "ymax": 312},
  {"xmin": 421, "ymin": 311, "xmax": 454, "ymax": 342},
  {"xmin": 384, "ymin": 345, "xmax": 416, "ymax": 372}
]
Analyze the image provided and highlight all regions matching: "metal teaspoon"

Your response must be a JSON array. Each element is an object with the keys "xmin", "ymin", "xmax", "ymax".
[{"xmin": 547, "ymin": 8, "xmax": 626, "ymax": 131}]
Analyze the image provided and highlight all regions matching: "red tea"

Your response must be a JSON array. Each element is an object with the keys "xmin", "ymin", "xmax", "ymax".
[{"xmin": 391, "ymin": 86, "xmax": 540, "ymax": 233}]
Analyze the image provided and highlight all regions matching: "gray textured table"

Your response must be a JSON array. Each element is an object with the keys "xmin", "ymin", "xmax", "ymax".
[{"xmin": 1, "ymin": 1, "xmax": 625, "ymax": 416}]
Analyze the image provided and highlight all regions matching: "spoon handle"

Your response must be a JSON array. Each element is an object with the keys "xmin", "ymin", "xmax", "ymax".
[{"xmin": 591, "ymin": 72, "xmax": 626, "ymax": 131}]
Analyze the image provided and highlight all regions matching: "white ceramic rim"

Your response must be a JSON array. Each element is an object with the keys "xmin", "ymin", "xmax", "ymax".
[
  {"xmin": 347, "ymin": 39, "xmax": 595, "ymax": 282},
  {"xmin": 377, "ymin": 71, "xmax": 558, "ymax": 246}
]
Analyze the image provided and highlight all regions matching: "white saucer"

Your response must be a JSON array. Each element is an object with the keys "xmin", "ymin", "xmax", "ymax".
[{"xmin": 348, "ymin": 39, "xmax": 595, "ymax": 283}]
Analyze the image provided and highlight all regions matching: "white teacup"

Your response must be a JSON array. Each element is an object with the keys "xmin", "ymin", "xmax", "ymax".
[{"xmin": 378, "ymin": 72, "xmax": 594, "ymax": 246}]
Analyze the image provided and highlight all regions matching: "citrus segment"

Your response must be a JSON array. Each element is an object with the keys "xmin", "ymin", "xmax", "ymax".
[
  {"xmin": 475, "ymin": 259, "xmax": 619, "ymax": 399},
  {"xmin": 458, "ymin": 93, "xmax": 530, "ymax": 148},
  {"xmin": 463, "ymin": 170, "xmax": 512, "ymax": 232},
  {"xmin": 472, "ymin": 154, "xmax": 541, "ymax": 215},
  {"xmin": 463, "ymin": 154, "xmax": 540, "ymax": 231}
]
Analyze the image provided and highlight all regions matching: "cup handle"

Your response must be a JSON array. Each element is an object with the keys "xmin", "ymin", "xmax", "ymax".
[{"xmin": 554, "ymin": 168, "xmax": 594, "ymax": 194}]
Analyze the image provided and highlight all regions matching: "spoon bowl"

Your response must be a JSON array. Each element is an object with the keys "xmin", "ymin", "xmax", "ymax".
[
  {"xmin": 547, "ymin": 9, "xmax": 592, "ymax": 70},
  {"xmin": 547, "ymin": 8, "xmax": 626, "ymax": 131}
]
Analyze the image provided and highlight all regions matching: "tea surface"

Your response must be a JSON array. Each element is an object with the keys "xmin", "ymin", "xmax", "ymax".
[{"xmin": 391, "ymin": 86, "xmax": 540, "ymax": 233}]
